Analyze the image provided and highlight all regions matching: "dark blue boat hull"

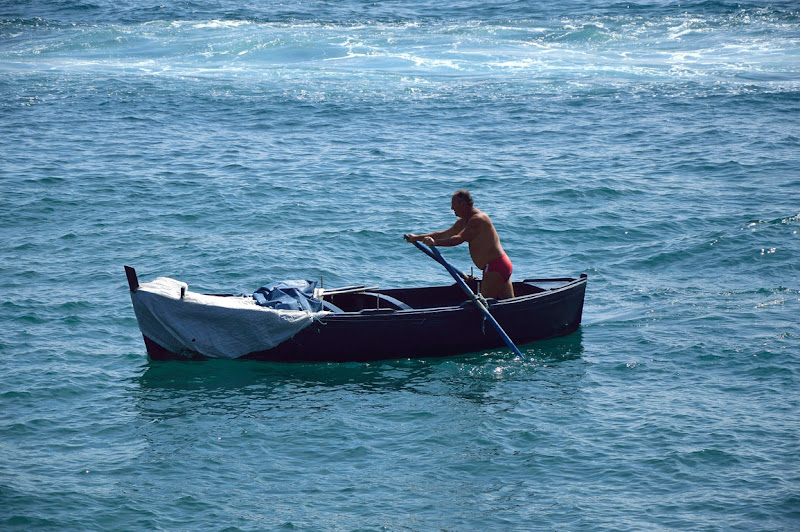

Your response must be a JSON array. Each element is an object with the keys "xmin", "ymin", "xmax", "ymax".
[{"xmin": 139, "ymin": 275, "xmax": 587, "ymax": 363}]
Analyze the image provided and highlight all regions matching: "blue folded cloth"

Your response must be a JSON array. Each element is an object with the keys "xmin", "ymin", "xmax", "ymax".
[{"xmin": 253, "ymin": 280, "xmax": 322, "ymax": 312}]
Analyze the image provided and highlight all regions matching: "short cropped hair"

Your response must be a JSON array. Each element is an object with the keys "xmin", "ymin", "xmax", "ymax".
[{"xmin": 453, "ymin": 190, "xmax": 474, "ymax": 206}]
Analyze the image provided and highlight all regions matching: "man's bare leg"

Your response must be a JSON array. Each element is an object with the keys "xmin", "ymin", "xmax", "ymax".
[{"xmin": 481, "ymin": 271, "xmax": 514, "ymax": 300}]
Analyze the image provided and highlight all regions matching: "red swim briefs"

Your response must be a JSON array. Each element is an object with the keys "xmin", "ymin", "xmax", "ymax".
[{"xmin": 483, "ymin": 253, "xmax": 513, "ymax": 281}]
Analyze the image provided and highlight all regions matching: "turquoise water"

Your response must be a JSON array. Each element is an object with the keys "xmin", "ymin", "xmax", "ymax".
[{"xmin": 2, "ymin": 0, "xmax": 799, "ymax": 529}]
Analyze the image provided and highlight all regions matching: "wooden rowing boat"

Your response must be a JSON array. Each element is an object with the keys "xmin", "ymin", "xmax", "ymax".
[{"xmin": 125, "ymin": 266, "xmax": 586, "ymax": 362}]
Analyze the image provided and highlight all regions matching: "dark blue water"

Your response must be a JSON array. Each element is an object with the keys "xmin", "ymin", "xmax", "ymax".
[{"xmin": 2, "ymin": 1, "xmax": 799, "ymax": 530}]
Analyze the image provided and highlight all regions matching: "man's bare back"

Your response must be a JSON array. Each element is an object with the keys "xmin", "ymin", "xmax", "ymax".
[{"xmin": 406, "ymin": 190, "xmax": 514, "ymax": 300}]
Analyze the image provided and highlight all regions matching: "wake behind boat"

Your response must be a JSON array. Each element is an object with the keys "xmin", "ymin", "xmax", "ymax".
[{"xmin": 125, "ymin": 266, "xmax": 587, "ymax": 363}]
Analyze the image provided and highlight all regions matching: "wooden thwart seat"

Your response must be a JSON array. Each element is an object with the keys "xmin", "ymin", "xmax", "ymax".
[{"xmin": 361, "ymin": 292, "xmax": 413, "ymax": 311}]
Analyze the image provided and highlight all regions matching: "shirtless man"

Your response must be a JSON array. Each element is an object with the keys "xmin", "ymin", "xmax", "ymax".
[{"xmin": 406, "ymin": 190, "xmax": 514, "ymax": 300}]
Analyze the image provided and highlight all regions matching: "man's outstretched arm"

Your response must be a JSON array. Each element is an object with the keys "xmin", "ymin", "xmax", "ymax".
[{"xmin": 406, "ymin": 220, "xmax": 464, "ymax": 244}]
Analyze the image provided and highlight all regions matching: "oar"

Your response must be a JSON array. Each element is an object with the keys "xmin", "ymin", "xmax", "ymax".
[
  {"xmin": 403, "ymin": 234, "xmax": 471, "ymax": 282},
  {"xmin": 405, "ymin": 237, "xmax": 525, "ymax": 359}
]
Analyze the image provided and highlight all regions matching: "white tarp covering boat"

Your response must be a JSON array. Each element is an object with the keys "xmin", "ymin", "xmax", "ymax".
[{"xmin": 129, "ymin": 276, "xmax": 328, "ymax": 359}]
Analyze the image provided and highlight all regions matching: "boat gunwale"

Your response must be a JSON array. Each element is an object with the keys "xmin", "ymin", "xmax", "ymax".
[
  {"xmin": 307, "ymin": 275, "xmax": 587, "ymax": 320},
  {"xmin": 190, "ymin": 276, "xmax": 587, "ymax": 317},
  {"xmin": 130, "ymin": 267, "xmax": 586, "ymax": 320}
]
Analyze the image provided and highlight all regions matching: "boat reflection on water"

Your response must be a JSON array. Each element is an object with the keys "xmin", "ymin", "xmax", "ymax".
[
  {"xmin": 524, "ymin": 328, "xmax": 585, "ymax": 363},
  {"xmin": 133, "ymin": 329, "xmax": 585, "ymax": 413}
]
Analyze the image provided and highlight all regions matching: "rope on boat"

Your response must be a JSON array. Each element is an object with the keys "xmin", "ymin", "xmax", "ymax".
[{"xmin": 477, "ymin": 293, "xmax": 488, "ymax": 335}]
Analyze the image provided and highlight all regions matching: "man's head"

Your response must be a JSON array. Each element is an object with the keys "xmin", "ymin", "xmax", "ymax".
[{"xmin": 451, "ymin": 190, "xmax": 474, "ymax": 217}]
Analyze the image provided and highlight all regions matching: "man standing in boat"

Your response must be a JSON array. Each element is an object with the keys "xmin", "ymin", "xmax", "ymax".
[{"xmin": 406, "ymin": 190, "xmax": 515, "ymax": 300}]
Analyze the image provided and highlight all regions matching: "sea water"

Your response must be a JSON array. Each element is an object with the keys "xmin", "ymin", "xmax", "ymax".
[{"xmin": 1, "ymin": 0, "xmax": 799, "ymax": 530}]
